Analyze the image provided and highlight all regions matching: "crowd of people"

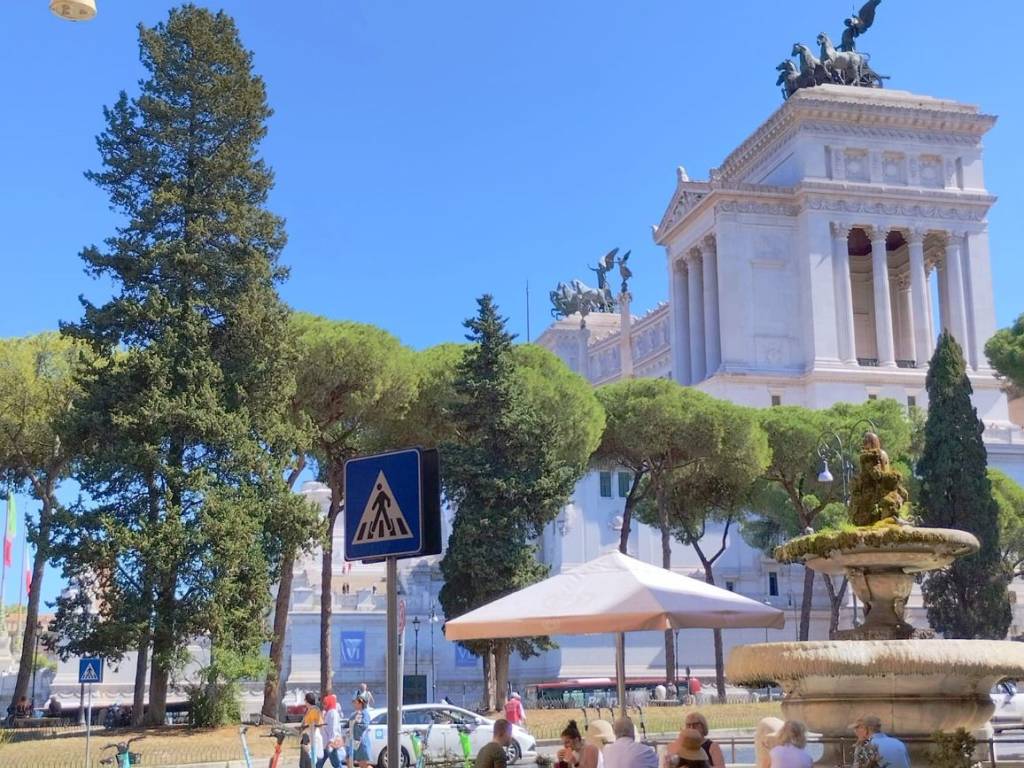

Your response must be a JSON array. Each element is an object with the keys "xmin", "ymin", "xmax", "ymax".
[
  {"xmin": 298, "ymin": 684, "xmax": 374, "ymax": 768},
  {"xmin": 546, "ymin": 710, "xmax": 910, "ymax": 768}
]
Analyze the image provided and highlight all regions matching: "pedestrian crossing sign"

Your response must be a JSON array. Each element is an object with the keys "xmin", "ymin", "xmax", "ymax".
[
  {"xmin": 344, "ymin": 447, "xmax": 441, "ymax": 561},
  {"xmin": 79, "ymin": 657, "xmax": 104, "ymax": 684}
]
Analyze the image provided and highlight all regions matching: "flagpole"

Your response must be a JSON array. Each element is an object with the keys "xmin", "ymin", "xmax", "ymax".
[{"xmin": 0, "ymin": 495, "xmax": 10, "ymax": 625}]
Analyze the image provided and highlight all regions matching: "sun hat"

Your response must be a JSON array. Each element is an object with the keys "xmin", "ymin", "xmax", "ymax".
[
  {"xmin": 670, "ymin": 728, "xmax": 710, "ymax": 762},
  {"xmin": 586, "ymin": 719, "xmax": 615, "ymax": 745}
]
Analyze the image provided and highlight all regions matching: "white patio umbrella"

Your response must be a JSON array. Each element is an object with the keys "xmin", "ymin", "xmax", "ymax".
[{"xmin": 444, "ymin": 549, "xmax": 785, "ymax": 713}]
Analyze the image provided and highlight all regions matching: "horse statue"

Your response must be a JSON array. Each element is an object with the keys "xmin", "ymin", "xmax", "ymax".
[
  {"xmin": 791, "ymin": 43, "xmax": 828, "ymax": 86},
  {"xmin": 776, "ymin": 59, "xmax": 817, "ymax": 100},
  {"xmin": 817, "ymin": 32, "xmax": 867, "ymax": 85},
  {"xmin": 549, "ymin": 279, "xmax": 614, "ymax": 321}
]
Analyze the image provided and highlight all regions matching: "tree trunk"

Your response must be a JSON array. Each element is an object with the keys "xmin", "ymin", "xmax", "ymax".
[
  {"xmin": 494, "ymin": 641, "xmax": 510, "ymax": 710},
  {"xmin": 659, "ymin": 494, "xmax": 675, "ymax": 686},
  {"xmin": 320, "ymin": 488, "xmax": 341, "ymax": 696},
  {"xmin": 699, "ymin": 561, "xmax": 727, "ymax": 702},
  {"xmin": 822, "ymin": 574, "xmax": 848, "ymax": 639},
  {"xmin": 132, "ymin": 633, "xmax": 150, "ymax": 726},
  {"xmin": 263, "ymin": 545, "xmax": 296, "ymax": 719},
  {"xmin": 481, "ymin": 645, "xmax": 496, "ymax": 712},
  {"xmin": 10, "ymin": 505, "xmax": 50, "ymax": 711},
  {"xmin": 145, "ymin": 577, "xmax": 176, "ymax": 726},
  {"xmin": 799, "ymin": 566, "xmax": 814, "ymax": 641},
  {"xmin": 618, "ymin": 471, "xmax": 645, "ymax": 554}
]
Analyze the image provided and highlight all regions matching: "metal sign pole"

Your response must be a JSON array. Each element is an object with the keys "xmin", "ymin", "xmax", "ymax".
[
  {"xmin": 386, "ymin": 557, "xmax": 400, "ymax": 768},
  {"xmin": 85, "ymin": 682, "xmax": 92, "ymax": 767}
]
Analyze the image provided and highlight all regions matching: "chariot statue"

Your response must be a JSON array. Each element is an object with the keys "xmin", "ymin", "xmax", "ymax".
[
  {"xmin": 550, "ymin": 248, "xmax": 630, "ymax": 323},
  {"xmin": 777, "ymin": 0, "xmax": 889, "ymax": 100}
]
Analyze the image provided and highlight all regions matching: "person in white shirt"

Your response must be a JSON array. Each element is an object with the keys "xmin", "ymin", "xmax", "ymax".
[
  {"xmin": 602, "ymin": 717, "xmax": 659, "ymax": 768},
  {"xmin": 768, "ymin": 721, "xmax": 813, "ymax": 768}
]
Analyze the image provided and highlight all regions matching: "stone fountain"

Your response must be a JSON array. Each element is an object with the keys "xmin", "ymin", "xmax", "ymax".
[{"xmin": 727, "ymin": 433, "xmax": 1024, "ymax": 766}]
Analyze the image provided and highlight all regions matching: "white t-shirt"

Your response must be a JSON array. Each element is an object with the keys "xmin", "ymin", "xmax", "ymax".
[{"xmin": 769, "ymin": 744, "xmax": 813, "ymax": 768}]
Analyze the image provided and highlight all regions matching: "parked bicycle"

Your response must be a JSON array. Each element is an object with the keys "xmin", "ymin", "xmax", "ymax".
[{"xmin": 99, "ymin": 735, "xmax": 145, "ymax": 767}]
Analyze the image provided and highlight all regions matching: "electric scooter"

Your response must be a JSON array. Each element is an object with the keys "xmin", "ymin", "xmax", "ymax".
[
  {"xmin": 99, "ymin": 735, "xmax": 146, "ymax": 767},
  {"xmin": 239, "ymin": 724, "xmax": 295, "ymax": 768}
]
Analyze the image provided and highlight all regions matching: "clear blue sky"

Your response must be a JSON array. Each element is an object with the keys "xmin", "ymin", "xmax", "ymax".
[{"xmin": 2, "ymin": 0, "xmax": 1023, "ymax": 607}]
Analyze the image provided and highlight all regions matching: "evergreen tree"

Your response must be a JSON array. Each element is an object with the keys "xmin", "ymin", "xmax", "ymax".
[
  {"xmin": 439, "ymin": 296, "xmax": 602, "ymax": 709},
  {"xmin": 985, "ymin": 313, "xmax": 1024, "ymax": 393},
  {"xmin": 52, "ymin": 5, "xmax": 299, "ymax": 724},
  {"xmin": 919, "ymin": 331, "xmax": 1011, "ymax": 639}
]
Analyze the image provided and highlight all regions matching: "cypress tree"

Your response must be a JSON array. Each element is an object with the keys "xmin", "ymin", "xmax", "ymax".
[{"xmin": 918, "ymin": 331, "xmax": 1011, "ymax": 638}]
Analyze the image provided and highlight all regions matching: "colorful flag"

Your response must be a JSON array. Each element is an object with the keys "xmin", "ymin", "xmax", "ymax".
[
  {"xmin": 3, "ymin": 493, "xmax": 15, "ymax": 568},
  {"xmin": 25, "ymin": 566, "xmax": 32, "ymax": 593}
]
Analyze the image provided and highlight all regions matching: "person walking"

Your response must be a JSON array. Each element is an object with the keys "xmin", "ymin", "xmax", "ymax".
[
  {"xmin": 301, "ymin": 692, "xmax": 324, "ymax": 767},
  {"xmin": 358, "ymin": 682, "xmax": 375, "ymax": 708},
  {"xmin": 851, "ymin": 715, "xmax": 911, "ymax": 768},
  {"xmin": 349, "ymin": 690, "xmax": 373, "ymax": 768},
  {"xmin": 474, "ymin": 718, "xmax": 513, "ymax": 768},
  {"xmin": 317, "ymin": 693, "xmax": 346, "ymax": 768},
  {"xmin": 602, "ymin": 717, "xmax": 658, "ymax": 768},
  {"xmin": 504, "ymin": 692, "xmax": 526, "ymax": 728},
  {"xmin": 768, "ymin": 721, "xmax": 813, "ymax": 768}
]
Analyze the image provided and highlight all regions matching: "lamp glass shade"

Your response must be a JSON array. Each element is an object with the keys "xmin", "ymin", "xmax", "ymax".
[
  {"xmin": 50, "ymin": 0, "xmax": 97, "ymax": 21},
  {"xmin": 817, "ymin": 460, "xmax": 834, "ymax": 484}
]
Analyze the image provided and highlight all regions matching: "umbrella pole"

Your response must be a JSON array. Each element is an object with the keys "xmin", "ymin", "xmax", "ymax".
[{"xmin": 615, "ymin": 632, "xmax": 626, "ymax": 717}]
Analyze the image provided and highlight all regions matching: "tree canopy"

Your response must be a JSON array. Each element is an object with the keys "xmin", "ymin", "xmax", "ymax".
[{"xmin": 986, "ymin": 313, "xmax": 1024, "ymax": 394}]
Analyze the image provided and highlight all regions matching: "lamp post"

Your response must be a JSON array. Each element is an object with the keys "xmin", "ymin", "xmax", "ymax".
[
  {"xmin": 429, "ymin": 608, "xmax": 440, "ymax": 703},
  {"xmin": 412, "ymin": 616, "xmax": 421, "ymax": 677}
]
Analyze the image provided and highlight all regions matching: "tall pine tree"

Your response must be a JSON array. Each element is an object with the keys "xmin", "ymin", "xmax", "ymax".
[
  {"xmin": 918, "ymin": 330, "xmax": 1011, "ymax": 638},
  {"xmin": 439, "ymin": 296, "xmax": 601, "ymax": 709},
  {"xmin": 54, "ymin": 5, "xmax": 299, "ymax": 724}
]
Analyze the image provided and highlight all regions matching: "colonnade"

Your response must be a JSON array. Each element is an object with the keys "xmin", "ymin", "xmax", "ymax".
[{"xmin": 670, "ymin": 236, "xmax": 721, "ymax": 385}]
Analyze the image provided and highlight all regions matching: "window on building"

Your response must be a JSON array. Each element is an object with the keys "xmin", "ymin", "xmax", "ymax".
[
  {"xmin": 725, "ymin": 580, "xmax": 735, "ymax": 592},
  {"xmin": 599, "ymin": 471, "xmax": 612, "ymax": 498},
  {"xmin": 868, "ymin": 393, "xmax": 878, "ymax": 401},
  {"xmin": 617, "ymin": 471, "xmax": 632, "ymax": 498},
  {"xmin": 907, "ymin": 395, "xmax": 917, "ymax": 409},
  {"xmin": 770, "ymin": 394, "xmax": 782, "ymax": 407},
  {"xmin": 768, "ymin": 571, "xmax": 779, "ymax": 597}
]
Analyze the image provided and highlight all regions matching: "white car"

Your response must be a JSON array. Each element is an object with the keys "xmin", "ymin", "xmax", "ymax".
[
  {"xmin": 351, "ymin": 703, "xmax": 536, "ymax": 767},
  {"xmin": 991, "ymin": 680, "xmax": 1024, "ymax": 732}
]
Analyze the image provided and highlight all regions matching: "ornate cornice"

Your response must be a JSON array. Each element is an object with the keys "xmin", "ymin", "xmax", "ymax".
[
  {"xmin": 716, "ymin": 200, "xmax": 800, "ymax": 217},
  {"xmin": 803, "ymin": 196, "xmax": 986, "ymax": 222}
]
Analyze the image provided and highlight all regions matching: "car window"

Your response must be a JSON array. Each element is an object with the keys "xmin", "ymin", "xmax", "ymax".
[
  {"xmin": 402, "ymin": 710, "xmax": 431, "ymax": 725},
  {"xmin": 371, "ymin": 713, "xmax": 387, "ymax": 725}
]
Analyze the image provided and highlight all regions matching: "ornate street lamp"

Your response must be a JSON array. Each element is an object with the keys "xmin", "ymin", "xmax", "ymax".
[
  {"xmin": 429, "ymin": 608, "xmax": 440, "ymax": 703},
  {"xmin": 49, "ymin": 0, "xmax": 97, "ymax": 21}
]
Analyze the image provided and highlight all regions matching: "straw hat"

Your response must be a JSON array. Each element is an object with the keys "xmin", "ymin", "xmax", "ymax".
[
  {"xmin": 586, "ymin": 719, "xmax": 615, "ymax": 745},
  {"xmin": 671, "ymin": 728, "xmax": 709, "ymax": 762}
]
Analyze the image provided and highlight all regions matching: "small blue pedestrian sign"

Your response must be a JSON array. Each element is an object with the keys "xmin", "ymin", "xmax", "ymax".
[
  {"xmin": 79, "ymin": 657, "xmax": 104, "ymax": 684},
  {"xmin": 344, "ymin": 447, "xmax": 441, "ymax": 561}
]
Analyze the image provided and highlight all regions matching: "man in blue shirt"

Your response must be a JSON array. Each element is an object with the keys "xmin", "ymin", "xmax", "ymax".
[{"xmin": 850, "ymin": 715, "xmax": 911, "ymax": 768}]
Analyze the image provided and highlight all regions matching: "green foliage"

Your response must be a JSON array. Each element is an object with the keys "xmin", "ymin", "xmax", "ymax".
[
  {"xmin": 918, "ymin": 331, "xmax": 1011, "ymax": 639},
  {"xmin": 929, "ymin": 728, "xmax": 976, "ymax": 768},
  {"xmin": 439, "ymin": 296, "xmax": 602, "ymax": 666},
  {"xmin": 187, "ymin": 679, "xmax": 242, "ymax": 727},
  {"xmin": 992, "ymin": 468, "xmax": 1024, "ymax": 579},
  {"xmin": 986, "ymin": 313, "xmax": 1024, "ymax": 392},
  {"xmin": 50, "ymin": 5, "xmax": 300, "ymax": 722}
]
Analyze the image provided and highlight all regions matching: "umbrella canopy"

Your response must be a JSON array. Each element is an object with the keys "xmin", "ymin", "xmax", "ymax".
[{"xmin": 444, "ymin": 549, "xmax": 785, "ymax": 641}]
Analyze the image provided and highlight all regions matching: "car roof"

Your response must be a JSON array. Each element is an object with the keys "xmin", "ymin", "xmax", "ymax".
[{"xmin": 366, "ymin": 704, "xmax": 483, "ymax": 718}]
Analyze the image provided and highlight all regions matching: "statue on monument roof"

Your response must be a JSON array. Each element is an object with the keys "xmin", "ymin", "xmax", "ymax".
[
  {"xmin": 550, "ymin": 248, "xmax": 625, "ymax": 323},
  {"xmin": 778, "ymin": 0, "xmax": 888, "ymax": 100}
]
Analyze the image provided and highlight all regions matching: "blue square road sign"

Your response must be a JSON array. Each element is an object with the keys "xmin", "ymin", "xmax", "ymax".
[
  {"xmin": 79, "ymin": 657, "xmax": 104, "ymax": 684},
  {"xmin": 344, "ymin": 447, "xmax": 441, "ymax": 562}
]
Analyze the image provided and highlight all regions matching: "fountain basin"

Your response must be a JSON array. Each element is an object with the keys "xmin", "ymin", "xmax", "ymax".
[
  {"xmin": 776, "ymin": 528, "xmax": 980, "ymax": 640},
  {"xmin": 728, "ymin": 640, "xmax": 1024, "ymax": 764}
]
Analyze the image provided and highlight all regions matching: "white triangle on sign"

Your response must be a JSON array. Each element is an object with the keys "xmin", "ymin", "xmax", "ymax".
[
  {"xmin": 352, "ymin": 470, "xmax": 414, "ymax": 545},
  {"xmin": 81, "ymin": 662, "xmax": 99, "ymax": 682}
]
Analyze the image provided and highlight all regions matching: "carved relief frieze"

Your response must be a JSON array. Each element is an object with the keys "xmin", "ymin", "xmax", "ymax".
[{"xmin": 804, "ymin": 196, "xmax": 985, "ymax": 222}]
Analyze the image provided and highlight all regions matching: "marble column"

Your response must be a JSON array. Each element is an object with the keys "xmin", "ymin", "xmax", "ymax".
[
  {"xmin": 870, "ymin": 227, "xmax": 897, "ymax": 367},
  {"xmin": 944, "ymin": 230, "xmax": 971, "ymax": 359},
  {"xmin": 671, "ymin": 260, "xmax": 692, "ymax": 385},
  {"xmin": 831, "ymin": 222, "xmax": 857, "ymax": 364},
  {"xmin": 898, "ymin": 279, "xmax": 916, "ymax": 364},
  {"xmin": 701, "ymin": 237, "xmax": 721, "ymax": 377},
  {"xmin": 688, "ymin": 250, "xmax": 706, "ymax": 382},
  {"xmin": 906, "ymin": 228, "xmax": 932, "ymax": 365}
]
